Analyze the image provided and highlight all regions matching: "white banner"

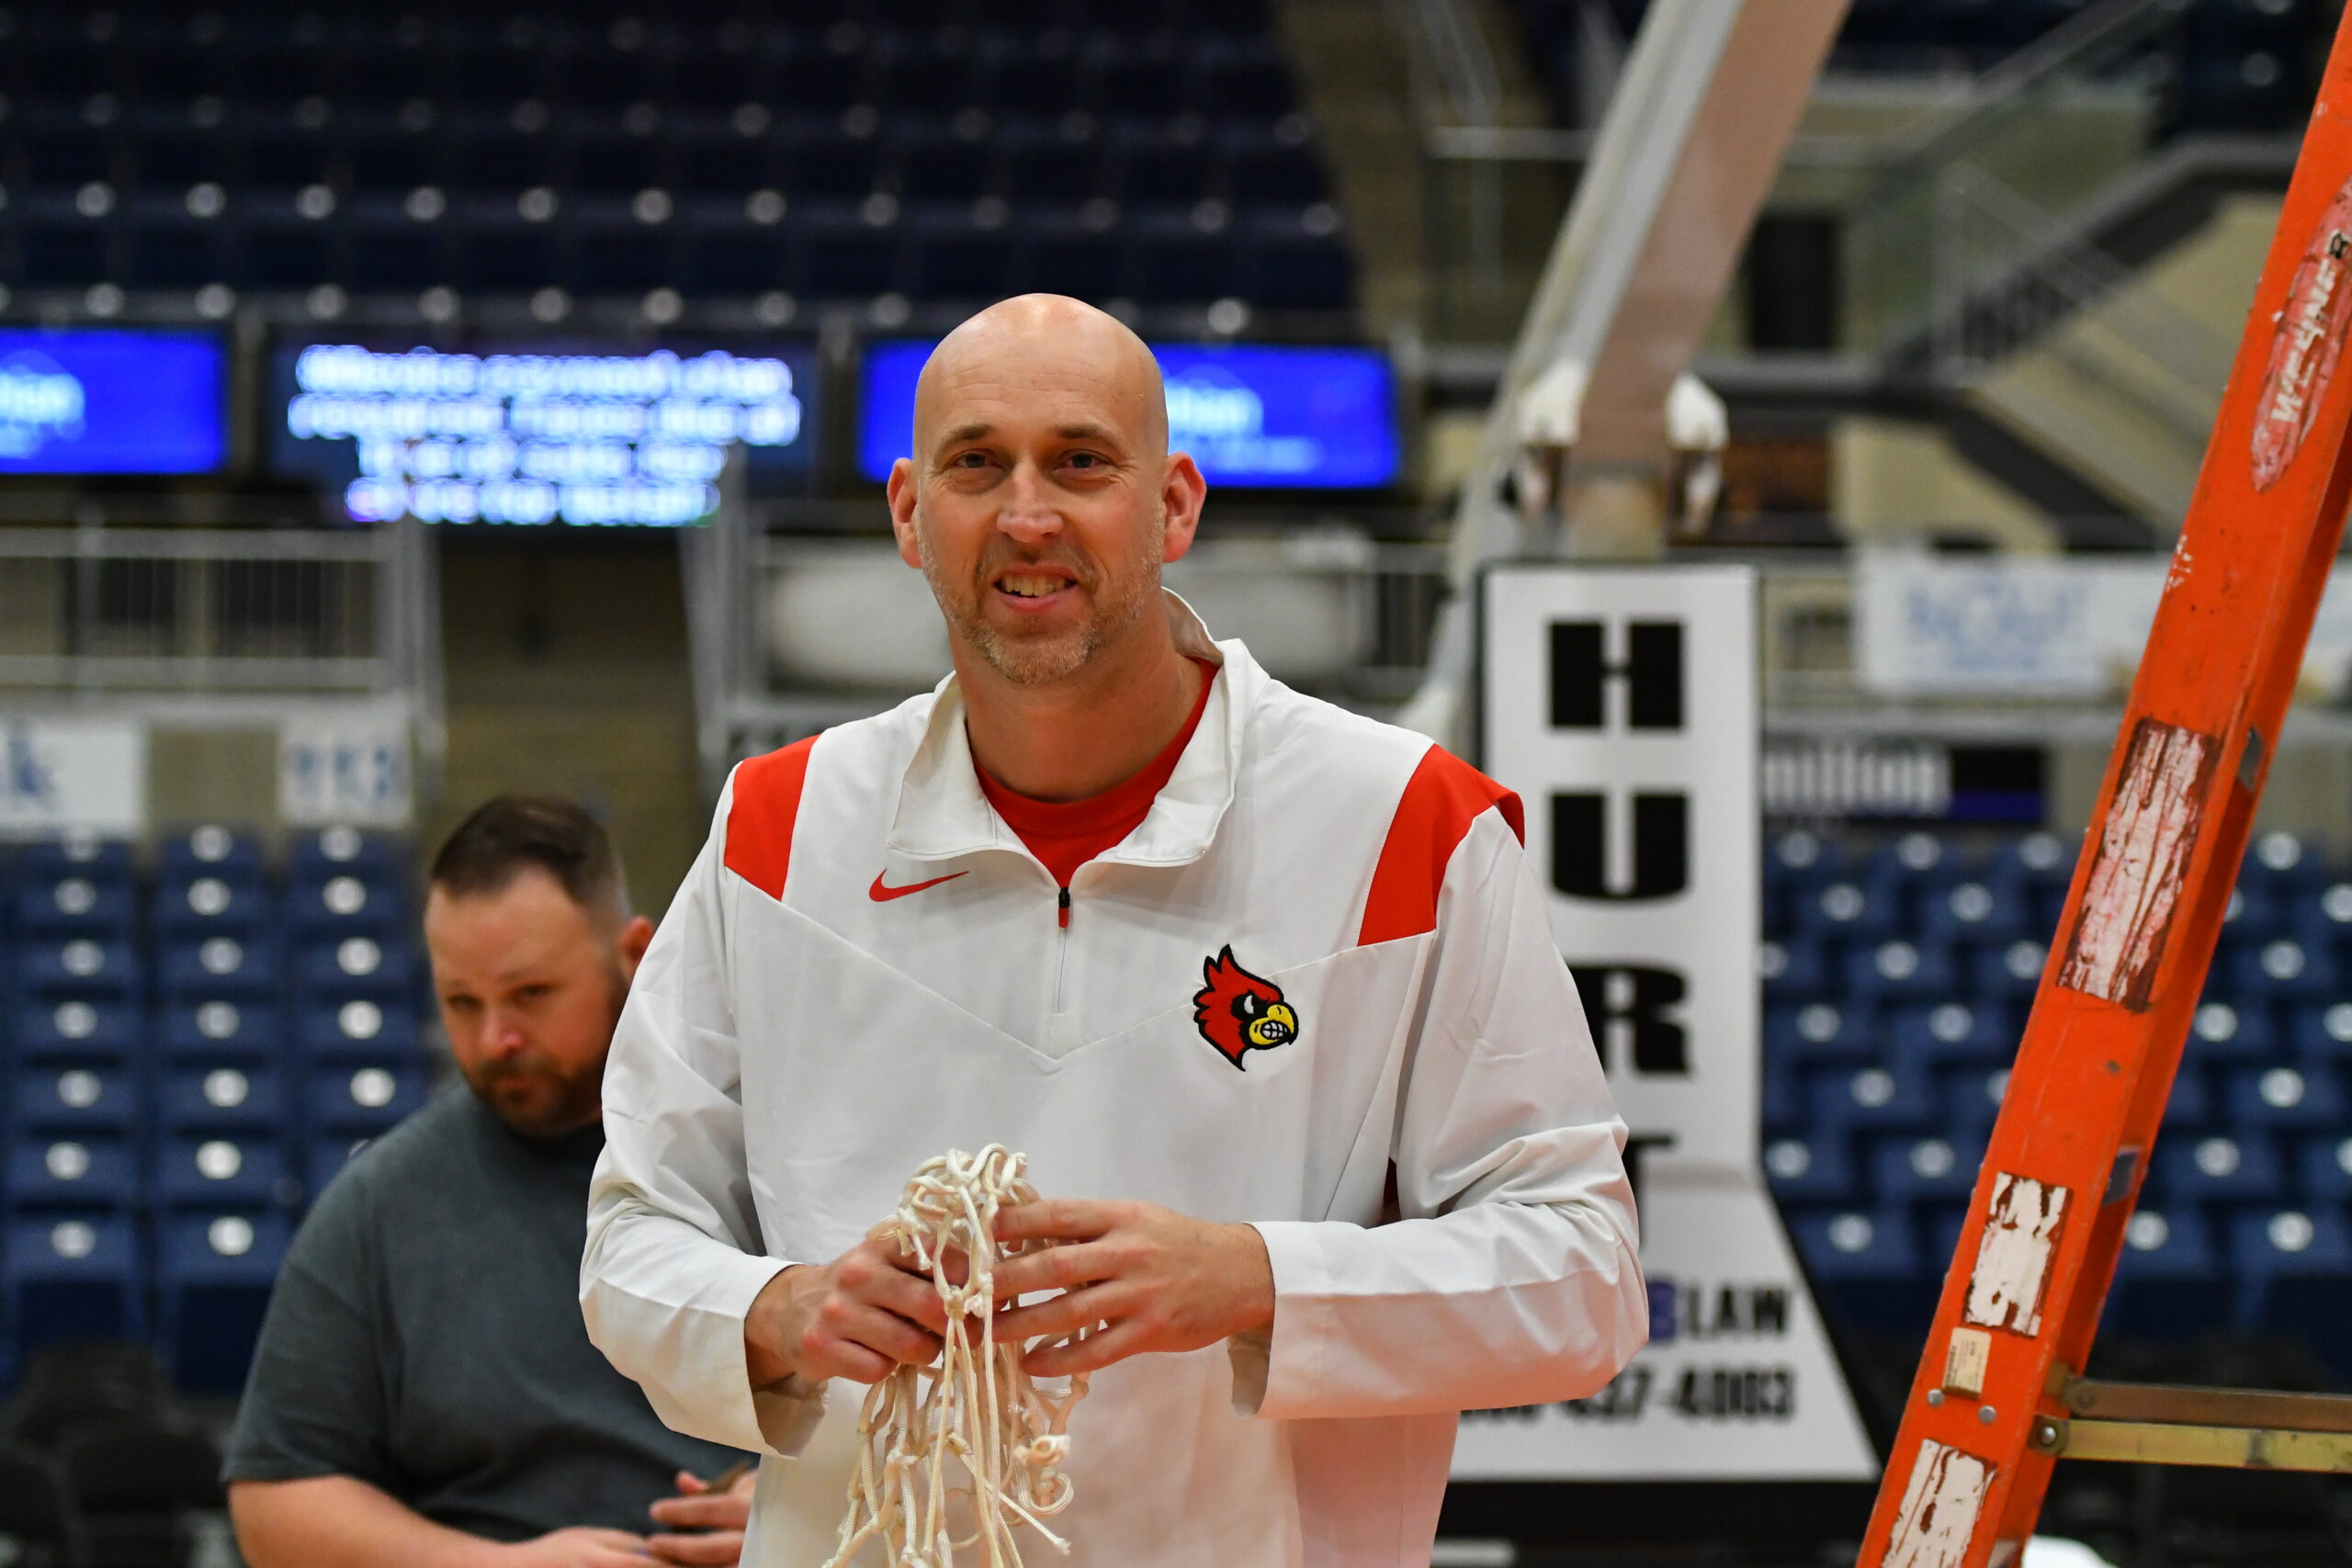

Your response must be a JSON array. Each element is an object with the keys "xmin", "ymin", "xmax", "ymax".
[
  {"xmin": 1460, "ymin": 563, "xmax": 1874, "ymax": 1483},
  {"xmin": 1856, "ymin": 547, "xmax": 2352, "ymax": 699},
  {"xmin": 279, "ymin": 716, "xmax": 413, "ymax": 828},
  {"xmin": 0, "ymin": 716, "xmax": 147, "ymax": 838}
]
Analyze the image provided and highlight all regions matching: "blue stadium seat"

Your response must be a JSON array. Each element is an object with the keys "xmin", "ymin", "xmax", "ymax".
[
  {"xmin": 2161, "ymin": 1062, "xmax": 2218, "ymax": 1133},
  {"xmin": 2222, "ymin": 1063, "xmax": 2348, "ymax": 1134},
  {"xmin": 160, "ymin": 1211, "xmax": 291, "ymax": 1396},
  {"xmin": 2295, "ymin": 1134, "xmax": 2352, "ymax": 1202},
  {"xmin": 12, "ymin": 874, "xmax": 135, "ymax": 937},
  {"xmin": 1968, "ymin": 938, "xmax": 2049, "ymax": 1003},
  {"xmin": 16, "ymin": 939, "xmax": 141, "ymax": 1001},
  {"xmin": 295, "ymin": 999, "xmax": 420, "ymax": 1059},
  {"xmin": 1763, "ymin": 1001, "xmax": 1874, "ymax": 1064},
  {"xmin": 1807, "ymin": 1057, "xmax": 1939, "ymax": 1136},
  {"xmin": 1868, "ymin": 1133, "xmax": 1984, "ymax": 1207},
  {"xmin": 1758, "ymin": 937, "xmax": 1830, "ymax": 1005},
  {"xmin": 1787, "ymin": 1206, "xmax": 1933, "ymax": 1330},
  {"xmin": 309, "ymin": 1064, "xmax": 429, "ymax": 1134},
  {"xmin": 1843, "ymin": 938, "xmax": 1961, "ymax": 1007},
  {"xmin": 1764, "ymin": 1134, "xmax": 1859, "ymax": 1205},
  {"xmin": 2242, "ymin": 829, "xmax": 2325, "ymax": 900},
  {"xmin": 288, "ymin": 825, "xmax": 403, "ymax": 886},
  {"xmin": 162, "ymin": 1000, "xmax": 282, "ymax": 1060},
  {"xmin": 1762, "ymin": 1058, "xmax": 1804, "ymax": 1139},
  {"xmin": 159, "ymin": 1066, "xmax": 285, "ymax": 1134},
  {"xmin": 1862, "ymin": 831, "xmax": 1964, "ymax": 898},
  {"xmin": 1238, "ymin": 207, "xmax": 1351, "ymax": 310},
  {"xmin": 2150, "ymin": 1132, "xmax": 2288, "ymax": 1206},
  {"xmin": 1939, "ymin": 1063, "xmax": 2012, "ymax": 1144},
  {"xmin": 2226, "ymin": 936, "xmax": 2336, "ymax": 1003},
  {"xmin": 11, "ymin": 1066, "xmax": 141, "ymax": 1136},
  {"xmin": 15, "ymin": 837, "xmax": 133, "ymax": 884},
  {"xmin": 1918, "ymin": 877, "xmax": 2036, "ymax": 947},
  {"xmin": 2182, "ymin": 999, "xmax": 2276, "ymax": 1062},
  {"xmin": 153, "ymin": 875, "xmax": 277, "ymax": 935},
  {"xmin": 14, "ymin": 999, "xmax": 141, "ymax": 1060},
  {"xmin": 1890, "ymin": 1001, "xmax": 2013, "ymax": 1066},
  {"xmin": 1763, "ymin": 829, "xmax": 1842, "ymax": 921},
  {"xmin": 293, "ymin": 935, "xmax": 419, "ymax": 999},
  {"xmin": 2218, "ymin": 886, "xmax": 2286, "ymax": 945},
  {"xmin": 2231, "ymin": 1208, "xmax": 2352, "ymax": 1365},
  {"xmin": 158, "ymin": 824, "xmax": 266, "ymax": 884},
  {"xmin": 157, "ymin": 1136, "xmax": 289, "ymax": 1209},
  {"xmin": 6, "ymin": 1136, "xmax": 140, "ymax": 1209},
  {"xmin": 2288, "ymin": 1000, "xmax": 2352, "ymax": 1061},
  {"xmin": 1792, "ymin": 879, "xmax": 1900, "ymax": 946},
  {"xmin": 159, "ymin": 934, "xmax": 279, "ymax": 1001},
  {"xmin": 4, "ymin": 1213, "xmax": 144, "ymax": 1357},
  {"xmin": 2104, "ymin": 1208, "xmax": 2228, "ymax": 1337}
]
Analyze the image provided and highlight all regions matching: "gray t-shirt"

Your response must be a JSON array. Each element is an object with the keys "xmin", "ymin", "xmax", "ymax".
[{"xmin": 224, "ymin": 1088, "xmax": 747, "ymax": 1540}]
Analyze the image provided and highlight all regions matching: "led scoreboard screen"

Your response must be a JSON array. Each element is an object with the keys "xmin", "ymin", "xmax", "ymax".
[
  {"xmin": 270, "ymin": 340, "xmax": 820, "ymax": 526},
  {"xmin": 0, "ymin": 329, "xmax": 225, "ymax": 474},
  {"xmin": 858, "ymin": 340, "xmax": 1400, "ymax": 489}
]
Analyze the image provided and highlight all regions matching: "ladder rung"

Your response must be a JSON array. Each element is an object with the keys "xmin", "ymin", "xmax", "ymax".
[
  {"xmin": 2035, "ymin": 1416, "xmax": 2352, "ymax": 1473},
  {"xmin": 2063, "ymin": 1379, "xmax": 2352, "ymax": 1435}
]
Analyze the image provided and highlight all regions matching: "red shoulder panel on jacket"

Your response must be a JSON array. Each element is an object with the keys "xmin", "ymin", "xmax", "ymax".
[
  {"xmin": 1357, "ymin": 746, "xmax": 1524, "ymax": 946},
  {"xmin": 723, "ymin": 736, "xmax": 819, "ymax": 900}
]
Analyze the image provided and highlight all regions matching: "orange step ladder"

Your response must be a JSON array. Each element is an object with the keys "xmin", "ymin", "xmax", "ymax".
[{"xmin": 1860, "ymin": 13, "xmax": 2352, "ymax": 1568}]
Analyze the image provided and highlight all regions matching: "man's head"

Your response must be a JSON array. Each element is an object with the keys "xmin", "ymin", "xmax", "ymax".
[
  {"xmin": 423, "ymin": 796, "xmax": 653, "ymax": 1139},
  {"xmin": 888, "ymin": 294, "xmax": 1207, "ymax": 687}
]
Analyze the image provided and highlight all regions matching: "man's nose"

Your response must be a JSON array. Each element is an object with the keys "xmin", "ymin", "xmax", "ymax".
[
  {"xmin": 995, "ymin": 462, "xmax": 1064, "ymax": 544},
  {"xmin": 478, "ymin": 1009, "xmax": 529, "ymax": 1057}
]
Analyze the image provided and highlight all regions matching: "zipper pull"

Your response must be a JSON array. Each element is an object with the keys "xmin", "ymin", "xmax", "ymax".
[{"xmin": 1057, "ymin": 886, "xmax": 1071, "ymax": 931}]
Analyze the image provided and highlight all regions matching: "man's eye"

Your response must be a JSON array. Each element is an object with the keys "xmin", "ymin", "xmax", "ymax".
[
  {"xmin": 1067, "ymin": 453, "xmax": 1101, "ymax": 469},
  {"xmin": 443, "ymin": 996, "xmax": 480, "ymax": 1013}
]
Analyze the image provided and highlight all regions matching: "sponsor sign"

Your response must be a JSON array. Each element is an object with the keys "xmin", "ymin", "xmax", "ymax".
[
  {"xmin": 0, "ymin": 717, "xmax": 147, "ymax": 837},
  {"xmin": 858, "ymin": 339, "xmax": 1400, "ymax": 488},
  {"xmin": 1464, "ymin": 563, "xmax": 1875, "ymax": 1482},
  {"xmin": 270, "ymin": 340, "xmax": 820, "ymax": 525},
  {"xmin": 0, "ymin": 330, "xmax": 224, "ymax": 474},
  {"xmin": 279, "ymin": 716, "xmax": 413, "ymax": 828}
]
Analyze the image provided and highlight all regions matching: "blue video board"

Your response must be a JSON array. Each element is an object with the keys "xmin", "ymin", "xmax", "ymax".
[
  {"xmin": 859, "ymin": 340, "xmax": 1400, "ymax": 489},
  {"xmin": 0, "ymin": 330, "xmax": 226, "ymax": 474}
]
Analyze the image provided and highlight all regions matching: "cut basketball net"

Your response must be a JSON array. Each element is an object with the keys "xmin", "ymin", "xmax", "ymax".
[{"xmin": 824, "ymin": 1145, "xmax": 1091, "ymax": 1568}]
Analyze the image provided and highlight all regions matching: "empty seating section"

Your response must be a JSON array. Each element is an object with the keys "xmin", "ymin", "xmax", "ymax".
[
  {"xmin": 1510, "ymin": 0, "xmax": 2318, "ymax": 137},
  {"xmin": 1771, "ymin": 825, "xmax": 2352, "ymax": 1371},
  {"xmin": 0, "ymin": 824, "xmax": 426, "ymax": 1395},
  {"xmin": 0, "ymin": 2, "xmax": 1354, "ymax": 312}
]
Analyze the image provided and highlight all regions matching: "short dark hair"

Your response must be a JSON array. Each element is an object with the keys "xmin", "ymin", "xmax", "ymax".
[{"xmin": 428, "ymin": 795, "xmax": 631, "ymax": 923}]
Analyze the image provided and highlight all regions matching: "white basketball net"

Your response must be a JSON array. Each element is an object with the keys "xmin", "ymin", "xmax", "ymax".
[{"xmin": 824, "ymin": 1145, "xmax": 1091, "ymax": 1568}]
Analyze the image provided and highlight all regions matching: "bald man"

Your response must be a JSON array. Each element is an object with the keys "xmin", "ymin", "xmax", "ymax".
[{"xmin": 582, "ymin": 296, "xmax": 1645, "ymax": 1567}]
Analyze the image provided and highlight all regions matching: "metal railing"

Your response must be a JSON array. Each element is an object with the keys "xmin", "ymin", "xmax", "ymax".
[
  {"xmin": 681, "ymin": 488, "xmax": 1451, "ymax": 797},
  {"xmin": 0, "ymin": 514, "xmax": 446, "ymax": 791}
]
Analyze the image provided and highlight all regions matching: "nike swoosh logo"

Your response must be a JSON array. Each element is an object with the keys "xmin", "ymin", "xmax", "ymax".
[{"xmin": 868, "ymin": 870, "xmax": 968, "ymax": 903}]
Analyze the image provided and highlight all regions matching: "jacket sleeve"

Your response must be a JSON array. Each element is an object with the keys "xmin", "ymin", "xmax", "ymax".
[
  {"xmin": 581, "ymin": 782, "xmax": 820, "ymax": 1457},
  {"xmin": 1238, "ymin": 808, "xmax": 1647, "ymax": 1420}
]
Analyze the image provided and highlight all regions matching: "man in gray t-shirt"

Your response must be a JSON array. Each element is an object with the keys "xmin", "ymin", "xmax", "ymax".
[{"xmin": 227, "ymin": 798, "xmax": 754, "ymax": 1568}]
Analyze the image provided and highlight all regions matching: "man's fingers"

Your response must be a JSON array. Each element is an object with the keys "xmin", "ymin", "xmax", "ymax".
[
  {"xmin": 672, "ymin": 1471, "xmax": 709, "ymax": 1495},
  {"xmin": 842, "ymin": 1247, "xmax": 952, "ymax": 1333},
  {"xmin": 647, "ymin": 1532, "xmax": 746, "ymax": 1567},
  {"xmin": 648, "ymin": 1495, "xmax": 750, "ymax": 1530},
  {"xmin": 1023, "ymin": 1320, "xmax": 1146, "ymax": 1379},
  {"xmin": 991, "ymin": 1237, "xmax": 1121, "ymax": 1299},
  {"xmin": 991, "ymin": 1281, "xmax": 1125, "ymax": 1345},
  {"xmin": 820, "ymin": 1302, "xmax": 944, "ymax": 1373},
  {"xmin": 993, "ymin": 1198, "xmax": 1118, "ymax": 1247}
]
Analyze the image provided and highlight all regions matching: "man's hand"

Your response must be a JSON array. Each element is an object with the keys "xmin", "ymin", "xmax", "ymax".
[
  {"xmin": 742, "ymin": 1237, "xmax": 948, "ymax": 1386},
  {"xmin": 492, "ymin": 1527, "xmax": 651, "ymax": 1566},
  {"xmin": 989, "ymin": 1201, "xmax": 1275, "ymax": 1378},
  {"xmin": 645, "ymin": 1468, "xmax": 756, "ymax": 1567}
]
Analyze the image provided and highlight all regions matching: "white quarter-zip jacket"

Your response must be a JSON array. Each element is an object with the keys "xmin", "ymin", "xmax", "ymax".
[{"xmin": 582, "ymin": 594, "xmax": 1646, "ymax": 1568}]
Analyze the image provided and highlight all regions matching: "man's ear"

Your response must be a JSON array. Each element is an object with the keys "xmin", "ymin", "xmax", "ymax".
[
  {"xmin": 887, "ymin": 457, "xmax": 923, "ymax": 570},
  {"xmin": 1159, "ymin": 452, "xmax": 1207, "ymax": 565},
  {"xmin": 615, "ymin": 915, "xmax": 656, "ymax": 985}
]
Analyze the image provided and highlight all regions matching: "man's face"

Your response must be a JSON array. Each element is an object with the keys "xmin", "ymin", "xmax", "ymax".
[
  {"xmin": 423, "ymin": 868, "xmax": 645, "ymax": 1139},
  {"xmin": 888, "ymin": 302, "xmax": 1203, "ymax": 685}
]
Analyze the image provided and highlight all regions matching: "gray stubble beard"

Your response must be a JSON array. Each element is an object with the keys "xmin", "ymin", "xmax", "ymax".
[{"xmin": 916, "ymin": 505, "xmax": 1166, "ymax": 686}]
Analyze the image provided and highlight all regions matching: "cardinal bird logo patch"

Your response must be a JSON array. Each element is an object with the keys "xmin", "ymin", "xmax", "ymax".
[{"xmin": 1192, "ymin": 946, "xmax": 1298, "ymax": 1070}]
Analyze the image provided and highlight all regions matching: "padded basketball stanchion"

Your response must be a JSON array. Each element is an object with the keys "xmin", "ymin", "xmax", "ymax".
[{"xmin": 1859, "ymin": 12, "xmax": 2352, "ymax": 1568}]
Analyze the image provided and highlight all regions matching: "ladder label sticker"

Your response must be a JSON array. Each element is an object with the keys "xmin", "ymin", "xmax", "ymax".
[
  {"xmin": 2253, "ymin": 173, "xmax": 2352, "ymax": 491},
  {"xmin": 2056, "ymin": 719, "xmax": 2215, "ymax": 1011},
  {"xmin": 1964, "ymin": 1173, "xmax": 2071, "ymax": 1337},
  {"xmin": 1940, "ymin": 1326, "xmax": 1991, "ymax": 1397},
  {"xmin": 1883, "ymin": 1438, "xmax": 1992, "ymax": 1568}
]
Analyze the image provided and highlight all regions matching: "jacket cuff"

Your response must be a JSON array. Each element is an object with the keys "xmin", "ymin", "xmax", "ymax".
[
  {"xmin": 703, "ymin": 1251, "xmax": 797, "ymax": 1455},
  {"xmin": 1241, "ymin": 1220, "xmax": 1333, "ymax": 1420}
]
